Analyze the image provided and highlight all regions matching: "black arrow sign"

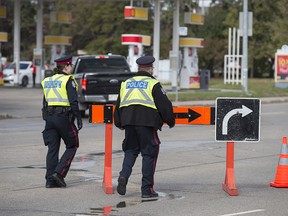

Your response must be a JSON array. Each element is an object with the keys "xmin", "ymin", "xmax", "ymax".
[{"xmin": 174, "ymin": 109, "xmax": 202, "ymax": 122}]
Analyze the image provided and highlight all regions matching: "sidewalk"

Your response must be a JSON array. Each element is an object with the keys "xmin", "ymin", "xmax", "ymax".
[{"xmin": 173, "ymin": 96, "xmax": 288, "ymax": 106}]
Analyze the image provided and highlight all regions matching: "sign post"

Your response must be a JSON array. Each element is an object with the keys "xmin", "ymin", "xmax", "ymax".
[
  {"xmin": 90, "ymin": 104, "xmax": 114, "ymax": 194},
  {"xmin": 223, "ymin": 141, "xmax": 238, "ymax": 196},
  {"xmin": 216, "ymin": 97, "xmax": 261, "ymax": 195},
  {"xmin": 103, "ymin": 109, "xmax": 113, "ymax": 194}
]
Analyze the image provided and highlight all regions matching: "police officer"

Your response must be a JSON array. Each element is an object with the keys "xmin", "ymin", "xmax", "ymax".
[
  {"xmin": 41, "ymin": 56, "xmax": 82, "ymax": 188},
  {"xmin": 114, "ymin": 55, "xmax": 175, "ymax": 198}
]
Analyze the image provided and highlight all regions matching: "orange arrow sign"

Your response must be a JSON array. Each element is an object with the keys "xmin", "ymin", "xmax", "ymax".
[
  {"xmin": 173, "ymin": 106, "xmax": 215, "ymax": 125},
  {"xmin": 90, "ymin": 105, "xmax": 215, "ymax": 125}
]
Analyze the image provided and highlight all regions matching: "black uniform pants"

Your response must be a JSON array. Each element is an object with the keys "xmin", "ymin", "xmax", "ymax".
[
  {"xmin": 120, "ymin": 126, "xmax": 160, "ymax": 195},
  {"xmin": 42, "ymin": 113, "xmax": 79, "ymax": 181}
]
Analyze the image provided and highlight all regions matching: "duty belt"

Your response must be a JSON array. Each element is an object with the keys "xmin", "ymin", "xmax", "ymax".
[{"xmin": 47, "ymin": 106, "xmax": 71, "ymax": 114}]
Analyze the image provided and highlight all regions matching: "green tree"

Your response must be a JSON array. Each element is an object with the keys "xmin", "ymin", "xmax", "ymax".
[
  {"xmin": 2, "ymin": 0, "xmax": 288, "ymax": 79},
  {"xmin": 194, "ymin": 1, "xmax": 236, "ymax": 76},
  {"xmin": 49, "ymin": 1, "xmax": 155, "ymax": 56},
  {"xmin": 249, "ymin": 0, "xmax": 279, "ymax": 77},
  {"xmin": 269, "ymin": 0, "xmax": 288, "ymax": 49},
  {"xmin": 0, "ymin": 1, "xmax": 37, "ymax": 61}
]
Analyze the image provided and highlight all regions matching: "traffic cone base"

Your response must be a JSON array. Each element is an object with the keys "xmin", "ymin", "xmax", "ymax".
[
  {"xmin": 222, "ymin": 183, "xmax": 238, "ymax": 196},
  {"xmin": 270, "ymin": 136, "xmax": 288, "ymax": 188},
  {"xmin": 270, "ymin": 165, "xmax": 288, "ymax": 188},
  {"xmin": 223, "ymin": 168, "xmax": 238, "ymax": 196},
  {"xmin": 103, "ymin": 166, "xmax": 113, "ymax": 194}
]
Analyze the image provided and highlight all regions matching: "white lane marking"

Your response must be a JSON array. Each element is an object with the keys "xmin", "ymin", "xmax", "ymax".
[{"xmin": 219, "ymin": 209, "xmax": 265, "ymax": 216}]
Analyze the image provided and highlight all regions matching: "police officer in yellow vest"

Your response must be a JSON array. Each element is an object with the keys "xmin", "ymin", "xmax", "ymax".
[
  {"xmin": 114, "ymin": 55, "xmax": 175, "ymax": 198},
  {"xmin": 41, "ymin": 55, "xmax": 82, "ymax": 188}
]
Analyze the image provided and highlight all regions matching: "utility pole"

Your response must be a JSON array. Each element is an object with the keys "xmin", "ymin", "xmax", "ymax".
[
  {"xmin": 13, "ymin": 0, "xmax": 20, "ymax": 86},
  {"xmin": 170, "ymin": 0, "xmax": 180, "ymax": 92},
  {"xmin": 242, "ymin": 0, "xmax": 248, "ymax": 93},
  {"xmin": 36, "ymin": 0, "xmax": 43, "ymax": 87},
  {"xmin": 153, "ymin": 0, "xmax": 160, "ymax": 79}
]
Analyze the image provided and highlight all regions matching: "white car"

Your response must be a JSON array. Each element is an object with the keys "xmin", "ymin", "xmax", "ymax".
[{"xmin": 3, "ymin": 61, "xmax": 34, "ymax": 87}]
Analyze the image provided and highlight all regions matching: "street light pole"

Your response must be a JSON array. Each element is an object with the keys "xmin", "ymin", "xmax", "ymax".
[
  {"xmin": 36, "ymin": 0, "xmax": 43, "ymax": 86},
  {"xmin": 153, "ymin": 0, "xmax": 160, "ymax": 79},
  {"xmin": 242, "ymin": 0, "xmax": 248, "ymax": 93},
  {"xmin": 171, "ymin": 0, "xmax": 180, "ymax": 92},
  {"xmin": 13, "ymin": 0, "xmax": 20, "ymax": 86}
]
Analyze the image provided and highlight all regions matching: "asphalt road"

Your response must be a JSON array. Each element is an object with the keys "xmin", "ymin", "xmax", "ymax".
[{"xmin": 1, "ymin": 86, "xmax": 288, "ymax": 216}]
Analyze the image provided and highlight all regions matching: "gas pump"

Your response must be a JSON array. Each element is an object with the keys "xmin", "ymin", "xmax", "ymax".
[
  {"xmin": 127, "ymin": 44, "xmax": 143, "ymax": 72},
  {"xmin": 179, "ymin": 37, "xmax": 204, "ymax": 89},
  {"xmin": 180, "ymin": 47, "xmax": 199, "ymax": 89},
  {"xmin": 122, "ymin": 34, "xmax": 151, "ymax": 72},
  {"xmin": 50, "ymin": 45, "xmax": 65, "ymax": 68}
]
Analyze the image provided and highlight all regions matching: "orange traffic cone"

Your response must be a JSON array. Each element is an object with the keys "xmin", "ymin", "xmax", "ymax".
[{"xmin": 270, "ymin": 136, "xmax": 288, "ymax": 188}]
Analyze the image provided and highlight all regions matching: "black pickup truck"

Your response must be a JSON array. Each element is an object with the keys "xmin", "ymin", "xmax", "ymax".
[{"xmin": 72, "ymin": 54, "xmax": 133, "ymax": 117}]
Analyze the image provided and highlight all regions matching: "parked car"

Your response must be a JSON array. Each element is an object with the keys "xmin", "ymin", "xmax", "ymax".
[{"xmin": 3, "ymin": 61, "xmax": 33, "ymax": 87}]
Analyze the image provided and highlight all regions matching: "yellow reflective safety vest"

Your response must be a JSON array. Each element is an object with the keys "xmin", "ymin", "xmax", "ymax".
[
  {"xmin": 41, "ymin": 74, "xmax": 78, "ymax": 106},
  {"xmin": 119, "ymin": 76, "xmax": 159, "ymax": 109}
]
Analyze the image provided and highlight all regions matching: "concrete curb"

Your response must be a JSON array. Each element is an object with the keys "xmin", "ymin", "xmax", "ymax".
[{"xmin": 173, "ymin": 97, "xmax": 288, "ymax": 107}]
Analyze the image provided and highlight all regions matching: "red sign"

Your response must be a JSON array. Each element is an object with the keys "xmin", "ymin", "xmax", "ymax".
[
  {"xmin": 124, "ymin": 6, "xmax": 148, "ymax": 20},
  {"xmin": 275, "ymin": 54, "xmax": 288, "ymax": 82},
  {"xmin": 124, "ymin": 7, "xmax": 135, "ymax": 18},
  {"xmin": 276, "ymin": 55, "xmax": 288, "ymax": 74},
  {"xmin": 121, "ymin": 35, "xmax": 142, "ymax": 44}
]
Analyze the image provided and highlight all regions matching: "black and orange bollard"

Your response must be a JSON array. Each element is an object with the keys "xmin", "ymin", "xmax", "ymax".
[
  {"xmin": 102, "ymin": 105, "xmax": 114, "ymax": 194},
  {"xmin": 222, "ymin": 142, "xmax": 238, "ymax": 196},
  {"xmin": 89, "ymin": 104, "xmax": 114, "ymax": 194}
]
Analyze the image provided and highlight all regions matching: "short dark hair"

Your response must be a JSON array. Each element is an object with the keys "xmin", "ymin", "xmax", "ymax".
[
  {"xmin": 138, "ymin": 66, "xmax": 153, "ymax": 72},
  {"xmin": 53, "ymin": 65, "xmax": 65, "ymax": 74}
]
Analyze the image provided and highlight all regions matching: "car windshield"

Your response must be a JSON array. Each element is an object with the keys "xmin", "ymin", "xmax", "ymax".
[
  {"xmin": 20, "ymin": 63, "xmax": 29, "ymax": 70},
  {"xmin": 6, "ymin": 63, "xmax": 14, "ymax": 69},
  {"xmin": 5, "ymin": 62, "xmax": 30, "ymax": 70}
]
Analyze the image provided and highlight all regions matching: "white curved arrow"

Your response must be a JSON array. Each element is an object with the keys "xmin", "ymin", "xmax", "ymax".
[{"xmin": 222, "ymin": 105, "xmax": 253, "ymax": 135}]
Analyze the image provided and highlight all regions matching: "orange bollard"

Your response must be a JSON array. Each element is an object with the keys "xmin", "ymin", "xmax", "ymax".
[
  {"xmin": 103, "ymin": 206, "xmax": 112, "ymax": 215},
  {"xmin": 102, "ymin": 123, "xmax": 114, "ymax": 194},
  {"xmin": 222, "ymin": 142, "xmax": 238, "ymax": 196},
  {"xmin": 270, "ymin": 136, "xmax": 288, "ymax": 188}
]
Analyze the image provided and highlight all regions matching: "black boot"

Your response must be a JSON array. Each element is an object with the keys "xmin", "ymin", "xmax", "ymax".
[
  {"xmin": 117, "ymin": 176, "xmax": 127, "ymax": 195},
  {"xmin": 52, "ymin": 173, "xmax": 66, "ymax": 187}
]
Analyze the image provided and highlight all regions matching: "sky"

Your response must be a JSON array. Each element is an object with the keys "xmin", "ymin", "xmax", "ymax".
[{"xmin": 198, "ymin": 0, "xmax": 213, "ymax": 7}]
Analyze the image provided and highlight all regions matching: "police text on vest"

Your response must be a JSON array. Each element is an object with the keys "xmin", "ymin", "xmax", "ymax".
[{"xmin": 126, "ymin": 81, "xmax": 148, "ymax": 89}]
